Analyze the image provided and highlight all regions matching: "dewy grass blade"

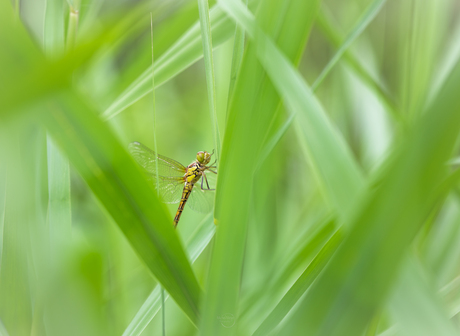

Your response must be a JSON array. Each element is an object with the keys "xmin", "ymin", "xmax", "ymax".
[
  {"xmin": 311, "ymin": 0, "xmax": 387, "ymax": 92},
  {"xmin": 198, "ymin": 0, "xmax": 221, "ymax": 161},
  {"xmin": 102, "ymin": 4, "xmax": 235, "ymax": 121},
  {"xmin": 41, "ymin": 92, "xmax": 202, "ymax": 326},
  {"xmin": 123, "ymin": 215, "xmax": 215, "ymax": 336}
]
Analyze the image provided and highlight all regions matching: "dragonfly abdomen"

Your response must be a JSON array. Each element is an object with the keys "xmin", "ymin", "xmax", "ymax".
[{"xmin": 174, "ymin": 183, "xmax": 194, "ymax": 227}]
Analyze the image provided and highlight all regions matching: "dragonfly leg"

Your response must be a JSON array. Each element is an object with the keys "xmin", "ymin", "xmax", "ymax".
[
  {"xmin": 201, "ymin": 173, "xmax": 215, "ymax": 191},
  {"xmin": 207, "ymin": 169, "xmax": 217, "ymax": 174}
]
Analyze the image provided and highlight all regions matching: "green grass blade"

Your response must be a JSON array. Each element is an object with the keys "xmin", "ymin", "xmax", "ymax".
[
  {"xmin": 40, "ymin": 92, "xmax": 202, "ymax": 325},
  {"xmin": 102, "ymin": 4, "xmax": 234, "ymax": 121},
  {"xmin": 219, "ymin": 0, "xmax": 365, "ymax": 217},
  {"xmin": 311, "ymin": 0, "xmax": 387, "ymax": 92},
  {"xmin": 198, "ymin": 0, "xmax": 221, "ymax": 161},
  {"xmin": 200, "ymin": 0, "xmax": 321, "ymax": 334},
  {"xmin": 253, "ymin": 229, "xmax": 343, "ymax": 336},
  {"xmin": 277, "ymin": 58, "xmax": 460, "ymax": 335},
  {"xmin": 123, "ymin": 215, "xmax": 215, "ymax": 336}
]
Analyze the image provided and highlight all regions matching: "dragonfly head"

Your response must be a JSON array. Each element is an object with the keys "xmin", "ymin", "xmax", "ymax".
[{"xmin": 197, "ymin": 151, "xmax": 212, "ymax": 165}]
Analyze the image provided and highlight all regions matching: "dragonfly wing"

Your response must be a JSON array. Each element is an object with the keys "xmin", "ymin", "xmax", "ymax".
[
  {"xmin": 129, "ymin": 142, "xmax": 186, "ymax": 203},
  {"xmin": 128, "ymin": 142, "xmax": 186, "ymax": 177},
  {"xmin": 156, "ymin": 176, "xmax": 184, "ymax": 204},
  {"xmin": 187, "ymin": 182, "xmax": 215, "ymax": 213}
]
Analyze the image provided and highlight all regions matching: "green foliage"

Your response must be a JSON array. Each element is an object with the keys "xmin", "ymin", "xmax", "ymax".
[{"xmin": 1, "ymin": 0, "xmax": 460, "ymax": 335}]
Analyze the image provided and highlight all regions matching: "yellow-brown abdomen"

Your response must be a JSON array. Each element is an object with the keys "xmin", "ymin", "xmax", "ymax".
[{"xmin": 174, "ymin": 183, "xmax": 193, "ymax": 227}]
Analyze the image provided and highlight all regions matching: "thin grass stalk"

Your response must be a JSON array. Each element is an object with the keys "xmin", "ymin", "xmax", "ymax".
[
  {"xmin": 150, "ymin": 13, "xmax": 165, "ymax": 336},
  {"xmin": 197, "ymin": 0, "xmax": 221, "ymax": 161}
]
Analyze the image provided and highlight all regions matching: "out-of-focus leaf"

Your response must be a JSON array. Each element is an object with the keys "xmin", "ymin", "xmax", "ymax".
[{"xmin": 40, "ymin": 92, "xmax": 202, "ymax": 325}]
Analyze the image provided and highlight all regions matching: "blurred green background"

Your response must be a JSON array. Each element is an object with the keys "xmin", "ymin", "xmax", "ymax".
[{"xmin": 1, "ymin": 0, "xmax": 460, "ymax": 335}]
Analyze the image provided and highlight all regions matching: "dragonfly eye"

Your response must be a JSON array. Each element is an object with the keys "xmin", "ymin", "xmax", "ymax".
[{"xmin": 197, "ymin": 151, "xmax": 211, "ymax": 164}]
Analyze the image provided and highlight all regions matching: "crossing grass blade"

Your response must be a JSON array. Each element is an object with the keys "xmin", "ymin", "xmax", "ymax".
[
  {"xmin": 311, "ymin": 0, "xmax": 387, "ymax": 92},
  {"xmin": 200, "ymin": 0, "xmax": 321, "ymax": 334},
  {"xmin": 102, "ymin": 4, "xmax": 235, "ymax": 121},
  {"xmin": 123, "ymin": 215, "xmax": 215, "ymax": 336},
  {"xmin": 316, "ymin": 7, "xmax": 400, "ymax": 119},
  {"xmin": 39, "ymin": 92, "xmax": 202, "ymax": 325}
]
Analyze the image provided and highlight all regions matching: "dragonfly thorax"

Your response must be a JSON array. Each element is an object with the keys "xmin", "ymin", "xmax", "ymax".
[{"xmin": 185, "ymin": 164, "xmax": 202, "ymax": 184}]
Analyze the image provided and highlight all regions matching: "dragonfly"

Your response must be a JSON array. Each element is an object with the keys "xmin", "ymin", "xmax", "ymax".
[{"xmin": 129, "ymin": 141, "xmax": 217, "ymax": 227}]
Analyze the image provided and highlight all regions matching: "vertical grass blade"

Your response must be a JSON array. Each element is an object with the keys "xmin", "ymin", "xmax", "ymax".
[
  {"xmin": 198, "ymin": 0, "xmax": 221, "ymax": 160},
  {"xmin": 200, "ymin": 0, "xmax": 321, "ymax": 334}
]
